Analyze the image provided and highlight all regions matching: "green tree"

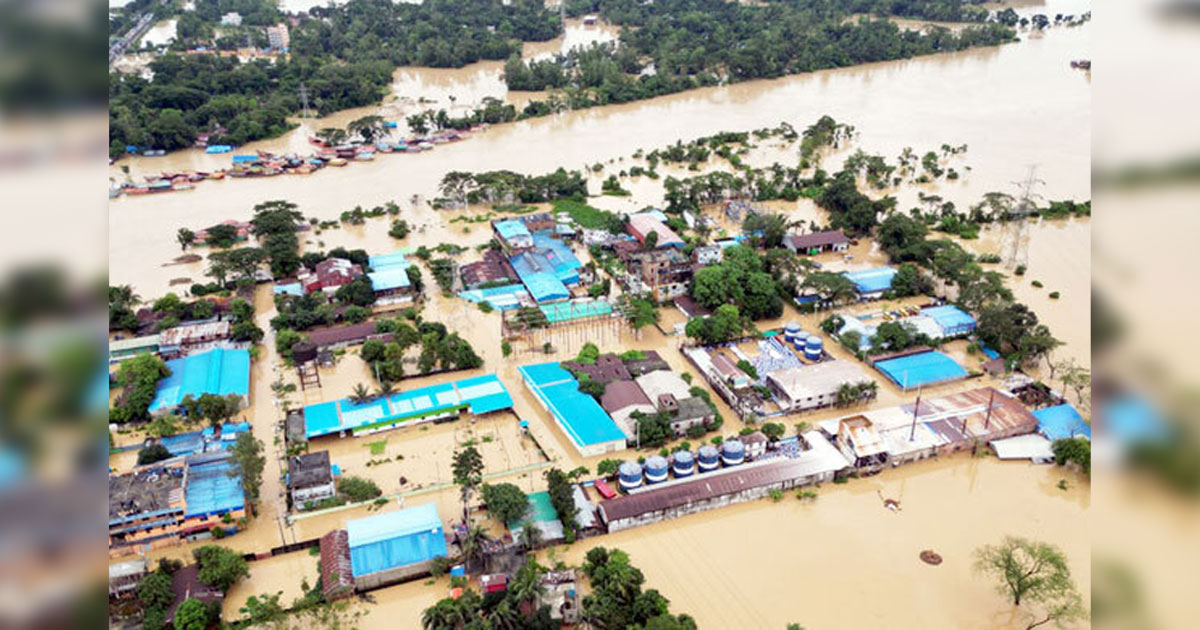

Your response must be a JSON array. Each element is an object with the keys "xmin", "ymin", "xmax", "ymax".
[
  {"xmin": 229, "ymin": 432, "xmax": 265, "ymax": 514},
  {"xmin": 481, "ymin": 483, "xmax": 530, "ymax": 525},
  {"xmin": 193, "ymin": 545, "xmax": 248, "ymax": 592},
  {"xmin": 173, "ymin": 598, "xmax": 209, "ymax": 630},
  {"xmin": 337, "ymin": 476, "xmax": 383, "ymax": 502},
  {"xmin": 177, "ymin": 227, "xmax": 196, "ymax": 251},
  {"xmin": 452, "ymin": 446, "xmax": 485, "ymax": 524},
  {"xmin": 138, "ymin": 570, "xmax": 175, "ymax": 612},
  {"xmin": 974, "ymin": 536, "xmax": 1074, "ymax": 606}
]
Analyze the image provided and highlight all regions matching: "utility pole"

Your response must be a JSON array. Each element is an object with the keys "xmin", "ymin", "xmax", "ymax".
[
  {"xmin": 908, "ymin": 384, "xmax": 922, "ymax": 442},
  {"xmin": 983, "ymin": 388, "xmax": 996, "ymax": 431}
]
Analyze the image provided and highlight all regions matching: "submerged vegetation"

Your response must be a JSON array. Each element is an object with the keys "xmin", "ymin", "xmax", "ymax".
[{"xmin": 111, "ymin": 0, "xmax": 1018, "ymax": 156}]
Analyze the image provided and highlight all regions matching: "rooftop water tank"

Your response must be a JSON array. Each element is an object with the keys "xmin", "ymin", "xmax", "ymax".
[
  {"xmin": 721, "ymin": 439, "xmax": 746, "ymax": 466},
  {"xmin": 644, "ymin": 456, "xmax": 669, "ymax": 484},
  {"xmin": 698, "ymin": 445, "xmax": 720, "ymax": 472},
  {"xmin": 618, "ymin": 461, "xmax": 643, "ymax": 491},
  {"xmin": 672, "ymin": 451, "xmax": 695, "ymax": 478},
  {"xmin": 805, "ymin": 335, "xmax": 823, "ymax": 360},
  {"xmin": 784, "ymin": 323, "xmax": 801, "ymax": 342}
]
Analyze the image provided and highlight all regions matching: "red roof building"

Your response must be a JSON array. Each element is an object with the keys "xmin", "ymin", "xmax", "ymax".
[{"xmin": 298, "ymin": 258, "xmax": 363, "ymax": 294}]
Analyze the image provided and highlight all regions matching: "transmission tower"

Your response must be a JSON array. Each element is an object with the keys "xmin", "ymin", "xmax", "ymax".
[{"xmin": 1005, "ymin": 165, "xmax": 1043, "ymax": 270}]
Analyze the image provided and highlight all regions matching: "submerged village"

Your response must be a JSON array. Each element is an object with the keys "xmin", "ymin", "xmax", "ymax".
[{"xmin": 107, "ymin": 1, "xmax": 1093, "ymax": 629}]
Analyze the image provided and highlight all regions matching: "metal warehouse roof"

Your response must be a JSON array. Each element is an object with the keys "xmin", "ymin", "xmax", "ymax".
[
  {"xmin": 843, "ymin": 267, "xmax": 897, "ymax": 293},
  {"xmin": 149, "ymin": 348, "xmax": 250, "ymax": 412}
]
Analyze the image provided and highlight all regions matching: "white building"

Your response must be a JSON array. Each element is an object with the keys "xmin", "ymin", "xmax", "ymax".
[
  {"xmin": 765, "ymin": 360, "xmax": 872, "ymax": 412},
  {"xmin": 221, "ymin": 12, "xmax": 242, "ymax": 27},
  {"xmin": 288, "ymin": 451, "xmax": 336, "ymax": 507}
]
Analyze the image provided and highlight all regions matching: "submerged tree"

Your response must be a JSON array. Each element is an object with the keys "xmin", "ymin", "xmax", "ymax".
[
  {"xmin": 973, "ymin": 536, "xmax": 1086, "ymax": 629},
  {"xmin": 452, "ymin": 446, "xmax": 484, "ymax": 524}
]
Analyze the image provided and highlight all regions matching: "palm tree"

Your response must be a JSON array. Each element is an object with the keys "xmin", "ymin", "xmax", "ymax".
[
  {"xmin": 517, "ymin": 520, "xmax": 542, "ymax": 551},
  {"xmin": 421, "ymin": 598, "xmax": 466, "ymax": 630},
  {"xmin": 375, "ymin": 380, "xmax": 396, "ymax": 399},
  {"xmin": 485, "ymin": 599, "xmax": 521, "ymax": 630},
  {"xmin": 460, "ymin": 524, "xmax": 488, "ymax": 570},
  {"xmin": 349, "ymin": 383, "xmax": 372, "ymax": 405},
  {"xmin": 508, "ymin": 558, "xmax": 545, "ymax": 610}
]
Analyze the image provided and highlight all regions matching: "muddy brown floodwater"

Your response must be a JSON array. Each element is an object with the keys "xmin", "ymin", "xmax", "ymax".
[
  {"xmin": 109, "ymin": 0, "xmax": 1090, "ymax": 300},
  {"xmin": 112, "ymin": 2, "xmax": 1092, "ymax": 625}
]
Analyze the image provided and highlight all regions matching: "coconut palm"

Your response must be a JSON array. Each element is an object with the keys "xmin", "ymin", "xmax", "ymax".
[
  {"xmin": 517, "ymin": 520, "xmax": 542, "ymax": 551},
  {"xmin": 485, "ymin": 599, "xmax": 521, "ymax": 630},
  {"xmin": 460, "ymin": 524, "xmax": 488, "ymax": 570},
  {"xmin": 421, "ymin": 598, "xmax": 466, "ymax": 630},
  {"xmin": 348, "ymin": 382, "xmax": 372, "ymax": 405},
  {"xmin": 508, "ymin": 558, "xmax": 545, "ymax": 610},
  {"xmin": 375, "ymin": 380, "xmax": 396, "ymax": 399}
]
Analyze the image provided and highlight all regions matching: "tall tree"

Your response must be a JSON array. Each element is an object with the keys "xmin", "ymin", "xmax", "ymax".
[
  {"xmin": 228, "ymin": 432, "xmax": 265, "ymax": 515},
  {"xmin": 452, "ymin": 446, "xmax": 484, "ymax": 524}
]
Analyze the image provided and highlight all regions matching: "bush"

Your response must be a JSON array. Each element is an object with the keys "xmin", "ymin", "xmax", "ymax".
[
  {"xmin": 1031, "ymin": 280, "xmax": 1044, "ymax": 288},
  {"xmin": 1014, "ymin": 265, "xmax": 1027, "ymax": 276},
  {"xmin": 1049, "ymin": 291, "xmax": 1061, "ymax": 299},
  {"xmin": 338, "ymin": 476, "xmax": 383, "ymax": 502},
  {"xmin": 137, "ymin": 443, "xmax": 173, "ymax": 465},
  {"xmin": 769, "ymin": 488, "xmax": 784, "ymax": 502},
  {"xmin": 501, "ymin": 341, "xmax": 512, "ymax": 357}
]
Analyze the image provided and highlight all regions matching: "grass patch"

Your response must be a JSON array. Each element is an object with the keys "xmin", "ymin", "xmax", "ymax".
[
  {"xmin": 367, "ymin": 440, "xmax": 387, "ymax": 456},
  {"xmin": 552, "ymin": 198, "xmax": 623, "ymax": 233}
]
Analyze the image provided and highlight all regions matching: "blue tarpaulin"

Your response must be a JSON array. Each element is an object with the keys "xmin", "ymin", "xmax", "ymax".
[{"xmin": 1033, "ymin": 404, "xmax": 1091, "ymax": 441}]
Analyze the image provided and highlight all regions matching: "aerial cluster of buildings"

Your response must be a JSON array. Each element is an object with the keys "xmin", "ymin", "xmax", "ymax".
[
  {"xmin": 108, "ymin": 452, "xmax": 246, "ymax": 555},
  {"xmin": 276, "ymin": 250, "xmax": 418, "ymax": 308},
  {"xmin": 518, "ymin": 353, "xmax": 716, "ymax": 457}
]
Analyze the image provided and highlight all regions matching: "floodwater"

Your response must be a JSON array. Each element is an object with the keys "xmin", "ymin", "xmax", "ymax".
[
  {"xmin": 112, "ymin": 1, "xmax": 1093, "ymax": 623},
  {"xmin": 110, "ymin": 0, "xmax": 1089, "ymax": 300},
  {"xmin": 230, "ymin": 455, "xmax": 1089, "ymax": 627},
  {"xmin": 553, "ymin": 456, "xmax": 1090, "ymax": 629}
]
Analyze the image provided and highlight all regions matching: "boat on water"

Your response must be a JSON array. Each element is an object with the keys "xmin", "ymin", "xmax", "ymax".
[
  {"xmin": 172, "ymin": 182, "xmax": 194, "ymax": 191},
  {"xmin": 207, "ymin": 171, "xmax": 226, "ymax": 180},
  {"xmin": 328, "ymin": 157, "xmax": 348, "ymax": 166},
  {"xmin": 355, "ymin": 150, "xmax": 375, "ymax": 161}
]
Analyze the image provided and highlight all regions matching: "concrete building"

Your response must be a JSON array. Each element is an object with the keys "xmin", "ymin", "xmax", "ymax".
[
  {"xmin": 299, "ymin": 258, "xmax": 363, "ymax": 294},
  {"xmin": 108, "ymin": 559, "xmax": 147, "ymax": 599},
  {"xmin": 109, "ymin": 334, "xmax": 161, "ymax": 363},
  {"xmin": 692, "ymin": 244, "xmax": 723, "ymax": 265},
  {"xmin": 288, "ymin": 451, "xmax": 336, "ymax": 507},
  {"xmin": 765, "ymin": 360, "xmax": 873, "ymax": 412},
  {"xmin": 627, "ymin": 214, "xmax": 684, "ymax": 248},
  {"xmin": 783, "ymin": 230, "xmax": 850, "ymax": 254},
  {"xmin": 220, "ymin": 12, "xmax": 241, "ymax": 27},
  {"xmin": 835, "ymin": 416, "xmax": 889, "ymax": 469},
  {"xmin": 599, "ymin": 380, "xmax": 656, "ymax": 440},
  {"xmin": 598, "ymin": 432, "xmax": 849, "ymax": 532},
  {"xmin": 108, "ymin": 452, "xmax": 246, "ymax": 554},
  {"xmin": 266, "ymin": 23, "xmax": 290, "ymax": 51},
  {"xmin": 157, "ymin": 320, "xmax": 232, "ymax": 356},
  {"xmin": 739, "ymin": 431, "xmax": 769, "ymax": 459},
  {"xmin": 493, "ymin": 218, "xmax": 534, "ymax": 251},
  {"xmin": 539, "ymin": 570, "xmax": 580, "ymax": 624},
  {"xmin": 618, "ymin": 247, "xmax": 693, "ymax": 301}
]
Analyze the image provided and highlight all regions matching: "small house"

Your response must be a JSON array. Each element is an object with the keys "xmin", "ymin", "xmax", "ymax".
[
  {"xmin": 783, "ymin": 230, "xmax": 851, "ymax": 255},
  {"xmin": 739, "ymin": 431, "xmax": 769, "ymax": 460},
  {"xmin": 288, "ymin": 451, "xmax": 335, "ymax": 507}
]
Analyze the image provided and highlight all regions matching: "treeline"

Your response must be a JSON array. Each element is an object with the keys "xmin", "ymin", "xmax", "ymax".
[
  {"xmin": 500, "ymin": 0, "xmax": 1015, "ymax": 112},
  {"xmin": 110, "ymin": 0, "xmax": 562, "ymax": 156},
  {"xmin": 437, "ymin": 168, "xmax": 588, "ymax": 207}
]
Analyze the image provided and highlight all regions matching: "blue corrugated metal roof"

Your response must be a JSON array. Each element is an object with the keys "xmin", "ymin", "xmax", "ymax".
[
  {"xmin": 348, "ymin": 503, "xmax": 448, "ymax": 576},
  {"xmin": 368, "ymin": 267, "xmax": 412, "ymax": 291},
  {"xmin": 369, "ymin": 251, "xmax": 413, "ymax": 271},
  {"xmin": 494, "ymin": 219, "xmax": 531, "ymax": 241},
  {"xmin": 303, "ymin": 375, "xmax": 514, "ymax": 438},
  {"xmin": 519, "ymin": 363, "xmax": 626, "ymax": 447},
  {"xmin": 843, "ymin": 267, "xmax": 898, "ymax": 294},
  {"xmin": 149, "ymin": 348, "xmax": 250, "ymax": 412},
  {"xmin": 923, "ymin": 305, "xmax": 977, "ymax": 335},
  {"xmin": 274, "ymin": 282, "xmax": 303, "ymax": 296}
]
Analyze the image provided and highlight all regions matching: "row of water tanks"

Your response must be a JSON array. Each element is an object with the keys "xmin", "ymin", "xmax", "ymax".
[
  {"xmin": 784, "ymin": 323, "xmax": 823, "ymax": 360},
  {"xmin": 618, "ymin": 440, "xmax": 747, "ymax": 491}
]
